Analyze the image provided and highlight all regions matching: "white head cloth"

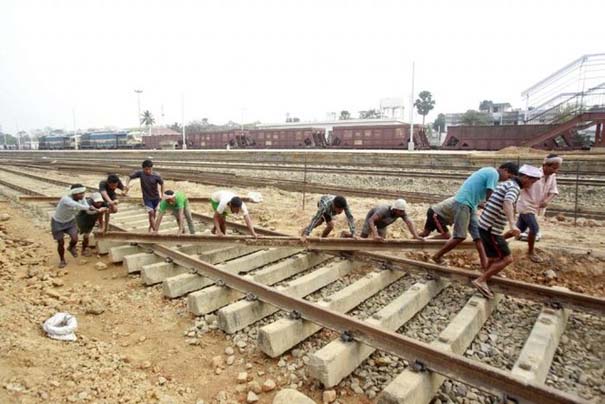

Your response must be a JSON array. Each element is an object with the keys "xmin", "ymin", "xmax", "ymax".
[
  {"xmin": 69, "ymin": 187, "xmax": 87, "ymax": 195},
  {"xmin": 544, "ymin": 156, "xmax": 563, "ymax": 165}
]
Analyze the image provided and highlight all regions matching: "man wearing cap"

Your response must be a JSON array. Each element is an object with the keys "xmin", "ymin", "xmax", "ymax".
[
  {"xmin": 51, "ymin": 184, "xmax": 107, "ymax": 268},
  {"xmin": 516, "ymin": 154, "xmax": 562, "ymax": 263},
  {"xmin": 76, "ymin": 192, "xmax": 106, "ymax": 256},
  {"xmin": 472, "ymin": 165, "xmax": 542, "ymax": 299},
  {"xmin": 300, "ymin": 195, "xmax": 357, "ymax": 242},
  {"xmin": 211, "ymin": 190, "xmax": 257, "ymax": 237},
  {"xmin": 361, "ymin": 199, "xmax": 423, "ymax": 240},
  {"xmin": 125, "ymin": 159, "xmax": 164, "ymax": 232},
  {"xmin": 153, "ymin": 190, "xmax": 196, "ymax": 234},
  {"xmin": 431, "ymin": 162, "xmax": 519, "ymax": 268}
]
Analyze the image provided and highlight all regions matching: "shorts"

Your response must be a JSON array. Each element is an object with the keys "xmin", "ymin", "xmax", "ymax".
[
  {"xmin": 423, "ymin": 208, "xmax": 450, "ymax": 235},
  {"xmin": 479, "ymin": 227, "xmax": 511, "ymax": 258},
  {"xmin": 144, "ymin": 198, "xmax": 160, "ymax": 213},
  {"xmin": 452, "ymin": 201, "xmax": 480, "ymax": 241},
  {"xmin": 517, "ymin": 213, "xmax": 539, "ymax": 235},
  {"xmin": 51, "ymin": 218, "xmax": 78, "ymax": 241},
  {"xmin": 211, "ymin": 200, "xmax": 228, "ymax": 216}
]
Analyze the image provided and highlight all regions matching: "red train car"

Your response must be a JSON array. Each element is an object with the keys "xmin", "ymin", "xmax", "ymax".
[
  {"xmin": 441, "ymin": 124, "xmax": 584, "ymax": 150},
  {"xmin": 329, "ymin": 124, "xmax": 430, "ymax": 149},
  {"xmin": 142, "ymin": 134, "xmax": 182, "ymax": 149}
]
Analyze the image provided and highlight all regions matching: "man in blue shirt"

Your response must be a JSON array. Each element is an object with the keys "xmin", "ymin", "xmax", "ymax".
[{"xmin": 432, "ymin": 162, "xmax": 518, "ymax": 268}]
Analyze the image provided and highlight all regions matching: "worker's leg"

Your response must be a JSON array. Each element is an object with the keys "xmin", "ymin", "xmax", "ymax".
[
  {"xmin": 57, "ymin": 238, "xmax": 66, "ymax": 267},
  {"xmin": 82, "ymin": 234, "xmax": 92, "ymax": 256},
  {"xmin": 321, "ymin": 220, "xmax": 334, "ymax": 238},
  {"xmin": 184, "ymin": 206, "xmax": 196, "ymax": 234},
  {"xmin": 432, "ymin": 203, "xmax": 470, "ymax": 263}
]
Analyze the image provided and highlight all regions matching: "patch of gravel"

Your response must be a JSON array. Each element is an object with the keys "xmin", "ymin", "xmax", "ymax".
[
  {"xmin": 398, "ymin": 283, "xmax": 475, "ymax": 343},
  {"xmin": 348, "ymin": 272, "xmax": 420, "ymax": 320},
  {"xmin": 546, "ymin": 312, "xmax": 605, "ymax": 401}
]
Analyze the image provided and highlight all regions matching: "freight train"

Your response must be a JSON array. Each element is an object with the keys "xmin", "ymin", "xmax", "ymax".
[
  {"xmin": 38, "ymin": 124, "xmax": 430, "ymax": 150},
  {"xmin": 143, "ymin": 124, "xmax": 430, "ymax": 150}
]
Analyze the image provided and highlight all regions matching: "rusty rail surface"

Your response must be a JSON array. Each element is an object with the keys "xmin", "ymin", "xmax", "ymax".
[{"xmin": 93, "ymin": 231, "xmax": 474, "ymax": 251}]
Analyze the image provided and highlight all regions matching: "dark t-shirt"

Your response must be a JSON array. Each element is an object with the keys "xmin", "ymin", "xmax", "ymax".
[
  {"xmin": 129, "ymin": 170, "xmax": 163, "ymax": 201},
  {"xmin": 99, "ymin": 179, "xmax": 124, "ymax": 200},
  {"xmin": 76, "ymin": 197, "xmax": 100, "ymax": 233}
]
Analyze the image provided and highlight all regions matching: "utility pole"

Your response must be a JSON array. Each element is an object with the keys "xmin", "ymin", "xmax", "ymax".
[
  {"xmin": 134, "ymin": 89, "xmax": 143, "ymax": 132},
  {"xmin": 72, "ymin": 108, "xmax": 78, "ymax": 150},
  {"xmin": 181, "ymin": 93, "xmax": 186, "ymax": 150},
  {"xmin": 408, "ymin": 62, "xmax": 415, "ymax": 151}
]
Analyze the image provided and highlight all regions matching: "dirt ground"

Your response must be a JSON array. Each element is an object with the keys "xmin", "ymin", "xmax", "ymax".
[{"xmin": 1, "ymin": 172, "xmax": 604, "ymax": 404}]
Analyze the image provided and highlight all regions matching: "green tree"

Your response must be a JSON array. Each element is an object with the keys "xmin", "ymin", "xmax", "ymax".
[
  {"xmin": 169, "ymin": 122, "xmax": 182, "ymax": 133},
  {"xmin": 339, "ymin": 110, "xmax": 351, "ymax": 120},
  {"xmin": 414, "ymin": 91, "xmax": 435, "ymax": 125},
  {"xmin": 479, "ymin": 100, "xmax": 494, "ymax": 112},
  {"xmin": 432, "ymin": 113, "xmax": 446, "ymax": 133},
  {"xmin": 359, "ymin": 109, "xmax": 381, "ymax": 119},
  {"xmin": 140, "ymin": 110, "xmax": 155, "ymax": 135},
  {"xmin": 461, "ymin": 110, "xmax": 490, "ymax": 126}
]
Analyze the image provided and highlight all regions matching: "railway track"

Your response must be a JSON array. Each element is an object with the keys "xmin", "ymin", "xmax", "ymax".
[
  {"xmin": 2, "ymin": 161, "xmax": 605, "ymax": 221},
  {"xmin": 0, "ymin": 166, "xmax": 603, "ymax": 403},
  {"xmin": 5, "ymin": 156, "xmax": 605, "ymax": 187}
]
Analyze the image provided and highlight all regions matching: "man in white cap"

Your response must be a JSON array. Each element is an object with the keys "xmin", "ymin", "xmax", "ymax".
[
  {"xmin": 210, "ymin": 190, "xmax": 257, "ymax": 237},
  {"xmin": 360, "ymin": 199, "xmax": 423, "ymax": 240},
  {"xmin": 153, "ymin": 190, "xmax": 196, "ymax": 234},
  {"xmin": 51, "ymin": 184, "xmax": 107, "ymax": 267},
  {"xmin": 472, "ymin": 165, "xmax": 542, "ymax": 298},
  {"xmin": 516, "ymin": 154, "xmax": 562, "ymax": 263}
]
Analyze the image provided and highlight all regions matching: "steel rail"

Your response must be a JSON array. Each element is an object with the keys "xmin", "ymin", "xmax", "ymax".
[
  {"xmin": 93, "ymin": 231, "xmax": 475, "ymax": 251},
  {"xmin": 17, "ymin": 195, "xmax": 253, "ymax": 203},
  {"xmin": 5, "ymin": 155, "xmax": 605, "ymax": 180},
  {"xmin": 147, "ymin": 243, "xmax": 584, "ymax": 404},
  {"xmin": 353, "ymin": 252, "xmax": 605, "ymax": 316},
  {"xmin": 5, "ymin": 162, "xmax": 605, "ymax": 221}
]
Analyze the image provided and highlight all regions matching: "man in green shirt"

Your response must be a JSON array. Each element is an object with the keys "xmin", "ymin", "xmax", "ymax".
[{"xmin": 153, "ymin": 190, "xmax": 196, "ymax": 234}]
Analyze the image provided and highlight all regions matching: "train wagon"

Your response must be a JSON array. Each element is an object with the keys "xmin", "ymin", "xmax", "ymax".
[{"xmin": 328, "ymin": 124, "xmax": 430, "ymax": 149}]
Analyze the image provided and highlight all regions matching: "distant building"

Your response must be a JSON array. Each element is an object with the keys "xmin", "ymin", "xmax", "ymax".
[{"xmin": 445, "ymin": 102, "xmax": 524, "ymax": 129}]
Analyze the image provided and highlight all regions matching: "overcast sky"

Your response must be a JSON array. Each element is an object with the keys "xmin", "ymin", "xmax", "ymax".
[{"xmin": 1, "ymin": 0, "xmax": 603, "ymax": 132}]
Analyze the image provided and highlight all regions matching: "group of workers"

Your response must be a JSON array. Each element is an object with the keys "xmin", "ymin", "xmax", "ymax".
[{"xmin": 51, "ymin": 154, "xmax": 561, "ymax": 298}]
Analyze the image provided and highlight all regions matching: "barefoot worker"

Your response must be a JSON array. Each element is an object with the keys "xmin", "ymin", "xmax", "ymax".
[
  {"xmin": 210, "ymin": 190, "xmax": 257, "ymax": 237},
  {"xmin": 301, "ymin": 195, "xmax": 356, "ymax": 242},
  {"xmin": 516, "ymin": 154, "xmax": 562, "ymax": 263},
  {"xmin": 431, "ymin": 162, "xmax": 518, "ymax": 268},
  {"xmin": 154, "ymin": 190, "xmax": 196, "ymax": 234},
  {"xmin": 125, "ymin": 159, "xmax": 164, "ymax": 232},
  {"xmin": 360, "ymin": 199, "xmax": 423, "ymax": 240},
  {"xmin": 52, "ymin": 184, "xmax": 107, "ymax": 268},
  {"xmin": 76, "ymin": 192, "xmax": 106, "ymax": 257},
  {"xmin": 472, "ymin": 165, "xmax": 542, "ymax": 299}
]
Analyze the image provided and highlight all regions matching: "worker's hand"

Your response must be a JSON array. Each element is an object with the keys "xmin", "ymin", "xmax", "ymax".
[
  {"xmin": 372, "ymin": 234, "xmax": 384, "ymax": 241},
  {"xmin": 251, "ymin": 232, "xmax": 258, "ymax": 239},
  {"xmin": 509, "ymin": 226, "xmax": 521, "ymax": 238},
  {"xmin": 539, "ymin": 201, "xmax": 548, "ymax": 208},
  {"xmin": 123, "ymin": 186, "xmax": 129, "ymax": 195},
  {"xmin": 477, "ymin": 202, "xmax": 486, "ymax": 210},
  {"xmin": 151, "ymin": 229, "xmax": 158, "ymax": 234},
  {"xmin": 414, "ymin": 235, "xmax": 425, "ymax": 241},
  {"xmin": 98, "ymin": 207, "xmax": 108, "ymax": 214},
  {"xmin": 300, "ymin": 235, "xmax": 307, "ymax": 243},
  {"xmin": 353, "ymin": 235, "xmax": 360, "ymax": 240},
  {"xmin": 215, "ymin": 231, "xmax": 225, "ymax": 237}
]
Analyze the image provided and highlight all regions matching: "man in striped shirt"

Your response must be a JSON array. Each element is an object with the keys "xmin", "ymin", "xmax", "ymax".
[{"xmin": 472, "ymin": 165, "xmax": 542, "ymax": 299}]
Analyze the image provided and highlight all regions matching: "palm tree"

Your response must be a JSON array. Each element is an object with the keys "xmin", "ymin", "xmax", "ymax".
[
  {"xmin": 140, "ymin": 110, "xmax": 155, "ymax": 135},
  {"xmin": 414, "ymin": 91, "xmax": 436, "ymax": 125}
]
